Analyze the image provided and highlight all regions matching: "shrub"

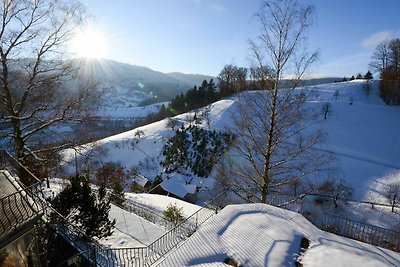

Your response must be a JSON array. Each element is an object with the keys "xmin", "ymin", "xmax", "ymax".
[{"xmin": 163, "ymin": 203, "xmax": 185, "ymax": 226}]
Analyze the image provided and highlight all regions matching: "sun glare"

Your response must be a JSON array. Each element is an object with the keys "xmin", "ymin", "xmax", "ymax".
[{"xmin": 70, "ymin": 26, "xmax": 108, "ymax": 59}]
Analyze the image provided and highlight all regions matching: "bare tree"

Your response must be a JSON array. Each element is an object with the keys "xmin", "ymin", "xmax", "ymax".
[
  {"xmin": 224, "ymin": 0, "xmax": 332, "ymax": 203},
  {"xmin": 317, "ymin": 179, "xmax": 353, "ymax": 208},
  {"xmin": 372, "ymin": 39, "xmax": 400, "ymax": 105},
  {"xmin": 322, "ymin": 103, "xmax": 331, "ymax": 119},
  {"xmin": 388, "ymin": 38, "xmax": 400, "ymax": 71},
  {"xmin": 166, "ymin": 117, "xmax": 178, "ymax": 130},
  {"xmin": 385, "ymin": 181, "xmax": 400, "ymax": 212},
  {"xmin": 369, "ymin": 41, "xmax": 390, "ymax": 76},
  {"xmin": 0, "ymin": 0, "xmax": 96, "ymax": 183},
  {"xmin": 248, "ymin": 65, "xmax": 275, "ymax": 90},
  {"xmin": 333, "ymin": 89, "xmax": 340, "ymax": 100},
  {"xmin": 218, "ymin": 64, "xmax": 248, "ymax": 96}
]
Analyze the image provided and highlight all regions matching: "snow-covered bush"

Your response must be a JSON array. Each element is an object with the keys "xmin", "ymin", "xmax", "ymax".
[{"xmin": 163, "ymin": 203, "xmax": 185, "ymax": 226}]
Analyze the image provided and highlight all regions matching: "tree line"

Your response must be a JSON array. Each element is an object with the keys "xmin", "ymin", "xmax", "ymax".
[
  {"xmin": 370, "ymin": 38, "xmax": 400, "ymax": 105},
  {"xmin": 145, "ymin": 63, "xmax": 275, "ymax": 126}
]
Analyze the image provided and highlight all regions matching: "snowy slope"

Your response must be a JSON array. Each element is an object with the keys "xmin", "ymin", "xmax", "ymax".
[
  {"xmin": 304, "ymin": 81, "xmax": 400, "ymax": 200},
  {"xmin": 62, "ymin": 80, "xmax": 400, "ymax": 214},
  {"xmin": 157, "ymin": 204, "xmax": 400, "ymax": 267}
]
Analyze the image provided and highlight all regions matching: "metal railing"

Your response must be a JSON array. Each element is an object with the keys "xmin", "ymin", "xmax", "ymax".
[
  {"xmin": 119, "ymin": 198, "xmax": 173, "ymax": 230},
  {"xmin": 0, "ymin": 182, "xmax": 44, "ymax": 237},
  {"xmin": 145, "ymin": 201, "xmax": 216, "ymax": 266},
  {"xmin": 85, "ymin": 191, "xmax": 223, "ymax": 267},
  {"xmin": 318, "ymin": 213, "xmax": 400, "ymax": 252},
  {"xmin": 0, "ymin": 150, "xmax": 42, "ymax": 185}
]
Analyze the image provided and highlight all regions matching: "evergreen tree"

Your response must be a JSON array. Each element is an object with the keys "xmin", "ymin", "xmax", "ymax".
[
  {"xmin": 152, "ymin": 175, "xmax": 163, "ymax": 187},
  {"xmin": 162, "ymin": 126, "xmax": 233, "ymax": 177},
  {"xmin": 111, "ymin": 180, "xmax": 125, "ymax": 206},
  {"xmin": 163, "ymin": 203, "xmax": 185, "ymax": 226},
  {"xmin": 206, "ymin": 79, "xmax": 217, "ymax": 103},
  {"xmin": 364, "ymin": 70, "xmax": 373, "ymax": 80},
  {"xmin": 51, "ymin": 175, "xmax": 115, "ymax": 239}
]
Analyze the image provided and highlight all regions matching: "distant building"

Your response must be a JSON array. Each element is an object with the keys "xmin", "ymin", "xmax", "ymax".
[
  {"xmin": 132, "ymin": 174, "xmax": 150, "ymax": 192},
  {"xmin": 150, "ymin": 175, "xmax": 197, "ymax": 203}
]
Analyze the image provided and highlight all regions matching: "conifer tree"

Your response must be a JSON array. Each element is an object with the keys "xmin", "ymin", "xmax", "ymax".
[
  {"xmin": 51, "ymin": 175, "xmax": 115, "ymax": 239},
  {"xmin": 364, "ymin": 70, "xmax": 373, "ymax": 80}
]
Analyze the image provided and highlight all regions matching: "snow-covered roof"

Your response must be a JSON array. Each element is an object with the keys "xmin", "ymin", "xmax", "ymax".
[
  {"xmin": 0, "ymin": 170, "xmax": 23, "ymax": 198},
  {"xmin": 158, "ymin": 204, "xmax": 400, "ymax": 267},
  {"xmin": 160, "ymin": 176, "xmax": 197, "ymax": 199},
  {"xmin": 133, "ymin": 175, "xmax": 148, "ymax": 187}
]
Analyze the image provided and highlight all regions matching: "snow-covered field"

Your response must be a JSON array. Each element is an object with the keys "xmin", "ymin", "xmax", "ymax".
[{"xmin": 61, "ymin": 80, "xmax": 400, "ymax": 228}]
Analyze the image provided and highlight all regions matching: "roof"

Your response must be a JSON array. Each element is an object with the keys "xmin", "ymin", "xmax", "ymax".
[
  {"xmin": 133, "ymin": 175, "xmax": 149, "ymax": 187},
  {"xmin": 157, "ymin": 204, "xmax": 400, "ymax": 267},
  {"xmin": 0, "ymin": 170, "xmax": 43, "ymax": 248},
  {"xmin": 160, "ymin": 176, "xmax": 197, "ymax": 199}
]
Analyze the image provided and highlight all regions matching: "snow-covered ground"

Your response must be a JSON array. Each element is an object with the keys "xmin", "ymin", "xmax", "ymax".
[
  {"xmin": 43, "ymin": 179, "xmax": 203, "ymax": 249},
  {"xmin": 125, "ymin": 193, "xmax": 202, "ymax": 217},
  {"xmin": 101, "ymin": 204, "xmax": 166, "ymax": 248},
  {"xmin": 61, "ymin": 80, "xmax": 400, "ymax": 228},
  {"xmin": 157, "ymin": 204, "xmax": 400, "ymax": 267}
]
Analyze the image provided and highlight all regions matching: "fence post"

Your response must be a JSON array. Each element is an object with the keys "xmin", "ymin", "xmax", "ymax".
[
  {"xmin": 92, "ymin": 244, "xmax": 97, "ymax": 267},
  {"xmin": 195, "ymin": 212, "xmax": 198, "ymax": 230}
]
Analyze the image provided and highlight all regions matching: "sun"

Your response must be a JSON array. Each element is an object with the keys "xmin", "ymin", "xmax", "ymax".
[{"xmin": 70, "ymin": 26, "xmax": 108, "ymax": 59}]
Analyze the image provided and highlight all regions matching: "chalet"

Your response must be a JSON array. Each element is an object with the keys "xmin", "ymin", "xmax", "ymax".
[
  {"xmin": 131, "ymin": 174, "xmax": 150, "ymax": 192},
  {"xmin": 150, "ymin": 175, "xmax": 197, "ymax": 203}
]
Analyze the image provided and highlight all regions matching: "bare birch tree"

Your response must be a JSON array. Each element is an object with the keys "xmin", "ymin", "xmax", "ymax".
[
  {"xmin": 369, "ymin": 41, "xmax": 390, "ymax": 76},
  {"xmin": 0, "ymin": 0, "xmax": 96, "ymax": 183},
  {"xmin": 221, "ymin": 0, "xmax": 333, "ymax": 203}
]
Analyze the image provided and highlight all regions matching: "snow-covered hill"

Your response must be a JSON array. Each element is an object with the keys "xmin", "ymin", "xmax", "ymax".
[{"xmin": 62, "ymin": 80, "xmax": 400, "ymax": 226}]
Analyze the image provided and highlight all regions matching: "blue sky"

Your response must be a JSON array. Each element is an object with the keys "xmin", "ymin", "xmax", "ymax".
[{"xmin": 79, "ymin": 0, "xmax": 400, "ymax": 77}]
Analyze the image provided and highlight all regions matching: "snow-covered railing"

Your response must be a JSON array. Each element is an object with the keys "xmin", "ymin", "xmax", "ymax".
[
  {"xmin": 145, "ymin": 203, "xmax": 217, "ymax": 266},
  {"xmin": 0, "ymin": 150, "xmax": 42, "ymax": 185},
  {"xmin": 319, "ymin": 213, "xmax": 400, "ymax": 252},
  {"xmin": 95, "ymin": 191, "xmax": 224, "ymax": 267},
  {"xmin": 0, "ymin": 151, "xmax": 106, "ymax": 265},
  {"xmin": 119, "ymin": 198, "xmax": 173, "ymax": 230}
]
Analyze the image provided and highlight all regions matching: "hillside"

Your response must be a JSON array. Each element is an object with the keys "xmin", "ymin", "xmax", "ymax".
[
  {"xmin": 62, "ymin": 80, "xmax": 400, "ymax": 228},
  {"xmin": 73, "ymin": 58, "xmax": 215, "ymax": 105}
]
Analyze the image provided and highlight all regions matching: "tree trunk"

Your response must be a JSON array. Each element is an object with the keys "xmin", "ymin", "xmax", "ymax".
[
  {"xmin": 261, "ymin": 77, "xmax": 279, "ymax": 203},
  {"xmin": 12, "ymin": 119, "xmax": 25, "ymax": 161},
  {"xmin": 392, "ymin": 195, "xmax": 396, "ymax": 212}
]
